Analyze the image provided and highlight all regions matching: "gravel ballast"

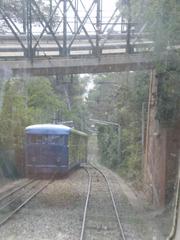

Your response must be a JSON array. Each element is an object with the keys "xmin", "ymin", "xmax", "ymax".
[
  {"xmin": 0, "ymin": 165, "xmax": 171, "ymax": 240},
  {"xmin": 0, "ymin": 169, "xmax": 88, "ymax": 240}
]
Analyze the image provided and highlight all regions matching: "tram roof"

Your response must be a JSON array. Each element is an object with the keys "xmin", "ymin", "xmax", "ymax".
[{"xmin": 25, "ymin": 124, "xmax": 87, "ymax": 136}]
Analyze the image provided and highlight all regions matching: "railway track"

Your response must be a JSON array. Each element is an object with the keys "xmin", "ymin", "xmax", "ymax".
[
  {"xmin": 0, "ymin": 179, "xmax": 36, "ymax": 202},
  {"xmin": 80, "ymin": 164, "xmax": 126, "ymax": 240},
  {"xmin": 0, "ymin": 176, "xmax": 55, "ymax": 227}
]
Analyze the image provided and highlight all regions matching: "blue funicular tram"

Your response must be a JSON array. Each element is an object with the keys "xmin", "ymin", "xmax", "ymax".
[{"xmin": 25, "ymin": 124, "xmax": 88, "ymax": 177}]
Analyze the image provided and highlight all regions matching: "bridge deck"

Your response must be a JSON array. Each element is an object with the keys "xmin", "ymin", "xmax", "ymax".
[{"xmin": 0, "ymin": 53, "xmax": 154, "ymax": 76}]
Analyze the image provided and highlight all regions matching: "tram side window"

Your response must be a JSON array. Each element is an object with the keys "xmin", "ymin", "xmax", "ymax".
[
  {"xmin": 27, "ymin": 134, "xmax": 65, "ymax": 144},
  {"xmin": 48, "ymin": 135, "xmax": 65, "ymax": 145},
  {"xmin": 27, "ymin": 135, "xmax": 42, "ymax": 144}
]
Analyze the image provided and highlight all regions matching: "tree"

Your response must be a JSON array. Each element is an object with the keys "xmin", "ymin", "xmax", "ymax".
[
  {"xmin": 140, "ymin": 0, "xmax": 180, "ymax": 125},
  {"xmin": 27, "ymin": 77, "xmax": 66, "ymax": 123},
  {"xmin": 0, "ymin": 76, "xmax": 67, "ymax": 150},
  {"xmin": 51, "ymin": 74, "xmax": 88, "ymax": 130},
  {"xmin": 0, "ymin": 78, "xmax": 28, "ymax": 149},
  {"xmin": 118, "ymin": 0, "xmax": 180, "ymax": 126},
  {"xmin": 0, "ymin": 0, "xmax": 61, "ymax": 33}
]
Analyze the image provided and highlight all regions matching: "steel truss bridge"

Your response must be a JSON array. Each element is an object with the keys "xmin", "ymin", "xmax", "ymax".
[{"xmin": 0, "ymin": 0, "xmax": 153, "ymax": 75}]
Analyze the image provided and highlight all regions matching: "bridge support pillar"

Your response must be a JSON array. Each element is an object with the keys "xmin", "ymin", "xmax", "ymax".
[{"xmin": 144, "ymin": 70, "xmax": 180, "ymax": 207}]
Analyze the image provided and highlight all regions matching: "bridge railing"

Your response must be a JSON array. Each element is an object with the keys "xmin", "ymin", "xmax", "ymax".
[{"xmin": 0, "ymin": 0, "xmax": 153, "ymax": 60}]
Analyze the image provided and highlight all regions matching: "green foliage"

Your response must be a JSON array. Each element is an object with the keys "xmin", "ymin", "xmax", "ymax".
[
  {"xmin": 87, "ymin": 72, "xmax": 149, "ymax": 180},
  {"xmin": 0, "ymin": 79, "xmax": 28, "ymax": 149},
  {"xmin": 0, "ymin": 0, "xmax": 57, "ymax": 25},
  {"xmin": 118, "ymin": 74, "xmax": 148, "ymax": 180},
  {"xmin": 27, "ymin": 77, "xmax": 66, "ymax": 123},
  {"xmin": 51, "ymin": 74, "xmax": 88, "ymax": 130},
  {"xmin": 120, "ymin": 126, "xmax": 142, "ymax": 180},
  {"xmin": 156, "ymin": 55, "xmax": 180, "ymax": 125},
  {"xmin": 123, "ymin": 0, "xmax": 180, "ymax": 126},
  {"xmin": 119, "ymin": 0, "xmax": 180, "ymax": 56},
  {"xmin": 140, "ymin": 0, "xmax": 180, "ymax": 58},
  {"xmin": 87, "ymin": 73, "xmax": 121, "ymax": 121},
  {"xmin": 97, "ymin": 125, "xmax": 118, "ymax": 168}
]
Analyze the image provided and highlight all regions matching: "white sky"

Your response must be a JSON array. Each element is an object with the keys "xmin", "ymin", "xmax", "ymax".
[
  {"xmin": 48, "ymin": 0, "xmax": 118, "ymax": 21},
  {"xmin": 67, "ymin": 0, "xmax": 119, "ymax": 33},
  {"xmin": 102, "ymin": 0, "xmax": 118, "ymax": 17},
  {"xmin": 42, "ymin": 0, "xmax": 120, "ymax": 34},
  {"xmin": 75, "ymin": 0, "xmax": 118, "ymax": 19}
]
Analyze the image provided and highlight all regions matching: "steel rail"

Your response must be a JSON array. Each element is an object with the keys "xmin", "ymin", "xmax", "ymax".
[
  {"xmin": 166, "ymin": 159, "xmax": 180, "ymax": 240},
  {"xmin": 80, "ymin": 167, "xmax": 92, "ymax": 240},
  {"xmin": 0, "ymin": 175, "xmax": 55, "ymax": 228},
  {"xmin": 0, "ymin": 179, "xmax": 36, "ymax": 202},
  {"xmin": 0, "ymin": 180, "xmax": 41, "ymax": 211},
  {"xmin": 88, "ymin": 163, "xmax": 126, "ymax": 240}
]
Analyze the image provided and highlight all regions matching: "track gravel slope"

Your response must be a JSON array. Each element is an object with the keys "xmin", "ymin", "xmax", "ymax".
[{"xmin": 0, "ymin": 166, "xmax": 171, "ymax": 240}]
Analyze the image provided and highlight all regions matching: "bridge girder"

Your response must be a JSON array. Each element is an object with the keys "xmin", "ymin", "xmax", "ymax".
[
  {"xmin": 0, "ymin": 0, "xmax": 146, "ymax": 60},
  {"xmin": 0, "ymin": 53, "xmax": 154, "ymax": 76}
]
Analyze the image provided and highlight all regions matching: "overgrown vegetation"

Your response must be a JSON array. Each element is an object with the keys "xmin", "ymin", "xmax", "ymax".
[
  {"xmin": 143, "ymin": 0, "xmax": 180, "ymax": 127},
  {"xmin": 87, "ymin": 72, "xmax": 149, "ymax": 181},
  {"xmin": 156, "ymin": 53, "xmax": 180, "ymax": 126},
  {"xmin": 97, "ymin": 125, "xmax": 119, "ymax": 168}
]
